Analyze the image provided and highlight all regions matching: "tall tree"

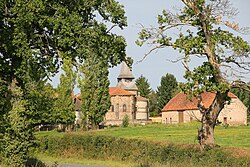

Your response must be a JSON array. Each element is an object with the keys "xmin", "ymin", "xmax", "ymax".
[
  {"xmin": 135, "ymin": 75, "xmax": 152, "ymax": 98},
  {"xmin": 78, "ymin": 55, "xmax": 111, "ymax": 130},
  {"xmin": 0, "ymin": 0, "xmax": 128, "ymax": 165},
  {"xmin": 148, "ymin": 90, "xmax": 159, "ymax": 116},
  {"xmin": 137, "ymin": 0, "xmax": 250, "ymax": 149},
  {"xmin": 53, "ymin": 57, "xmax": 76, "ymax": 128},
  {"xmin": 156, "ymin": 74, "xmax": 178, "ymax": 112}
]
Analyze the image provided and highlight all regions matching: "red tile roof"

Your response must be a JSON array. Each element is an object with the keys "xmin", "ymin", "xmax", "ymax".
[
  {"xmin": 162, "ymin": 92, "xmax": 237, "ymax": 111},
  {"xmin": 109, "ymin": 87, "xmax": 135, "ymax": 96},
  {"xmin": 136, "ymin": 96, "xmax": 148, "ymax": 101}
]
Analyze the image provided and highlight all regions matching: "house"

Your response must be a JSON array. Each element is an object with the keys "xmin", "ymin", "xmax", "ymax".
[
  {"xmin": 74, "ymin": 62, "xmax": 149, "ymax": 126},
  {"xmin": 161, "ymin": 92, "xmax": 247, "ymax": 125}
]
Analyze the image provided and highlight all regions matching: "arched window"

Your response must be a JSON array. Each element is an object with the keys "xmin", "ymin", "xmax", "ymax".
[
  {"xmin": 111, "ymin": 105, "xmax": 114, "ymax": 112},
  {"xmin": 123, "ymin": 104, "xmax": 127, "ymax": 112}
]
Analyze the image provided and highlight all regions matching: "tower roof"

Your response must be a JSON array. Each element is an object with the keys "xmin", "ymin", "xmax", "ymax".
[{"xmin": 117, "ymin": 61, "xmax": 134, "ymax": 79}]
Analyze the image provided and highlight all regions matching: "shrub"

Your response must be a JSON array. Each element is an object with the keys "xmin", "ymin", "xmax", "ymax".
[{"xmin": 122, "ymin": 114, "xmax": 129, "ymax": 128}]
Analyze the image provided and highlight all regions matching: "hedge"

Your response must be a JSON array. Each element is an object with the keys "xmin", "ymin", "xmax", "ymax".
[{"xmin": 36, "ymin": 134, "xmax": 250, "ymax": 167}]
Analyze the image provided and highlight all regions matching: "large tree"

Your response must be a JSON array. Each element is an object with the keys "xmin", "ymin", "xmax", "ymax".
[
  {"xmin": 156, "ymin": 74, "xmax": 178, "ymax": 112},
  {"xmin": 53, "ymin": 57, "xmax": 76, "ymax": 129},
  {"xmin": 78, "ymin": 55, "xmax": 111, "ymax": 130},
  {"xmin": 0, "ymin": 0, "xmax": 128, "ymax": 165},
  {"xmin": 135, "ymin": 75, "xmax": 152, "ymax": 98},
  {"xmin": 137, "ymin": 0, "xmax": 250, "ymax": 149}
]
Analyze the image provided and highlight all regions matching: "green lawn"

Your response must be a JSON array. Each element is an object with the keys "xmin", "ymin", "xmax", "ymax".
[{"xmin": 36, "ymin": 122, "xmax": 250, "ymax": 150}]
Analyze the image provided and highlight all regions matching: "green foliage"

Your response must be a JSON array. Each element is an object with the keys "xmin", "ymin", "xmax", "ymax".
[
  {"xmin": 36, "ymin": 133, "xmax": 249, "ymax": 166},
  {"xmin": 148, "ymin": 91, "xmax": 159, "ymax": 116},
  {"xmin": 0, "ymin": 0, "xmax": 128, "ymax": 165},
  {"xmin": 122, "ymin": 115, "xmax": 129, "ymax": 128},
  {"xmin": 53, "ymin": 57, "xmax": 76, "ymax": 126},
  {"xmin": 156, "ymin": 74, "xmax": 178, "ymax": 111},
  {"xmin": 78, "ymin": 56, "xmax": 111, "ymax": 129},
  {"xmin": 135, "ymin": 75, "xmax": 152, "ymax": 98},
  {"xmin": 25, "ymin": 82, "xmax": 56, "ymax": 126},
  {"xmin": 1, "ymin": 81, "xmax": 34, "ymax": 167}
]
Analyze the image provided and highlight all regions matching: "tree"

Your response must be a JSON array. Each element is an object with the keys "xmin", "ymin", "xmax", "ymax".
[
  {"xmin": 78, "ymin": 55, "xmax": 111, "ymax": 130},
  {"xmin": 25, "ymin": 82, "xmax": 56, "ymax": 126},
  {"xmin": 156, "ymin": 74, "xmax": 178, "ymax": 112},
  {"xmin": 0, "ymin": 0, "xmax": 128, "ymax": 165},
  {"xmin": 148, "ymin": 90, "xmax": 159, "ymax": 117},
  {"xmin": 135, "ymin": 75, "xmax": 152, "ymax": 98},
  {"xmin": 137, "ymin": 0, "xmax": 250, "ymax": 149},
  {"xmin": 53, "ymin": 57, "xmax": 76, "ymax": 129}
]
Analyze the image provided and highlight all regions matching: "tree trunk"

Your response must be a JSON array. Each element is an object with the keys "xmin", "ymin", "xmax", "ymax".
[
  {"xmin": 197, "ymin": 92, "xmax": 227, "ymax": 150},
  {"xmin": 198, "ymin": 113, "xmax": 216, "ymax": 150}
]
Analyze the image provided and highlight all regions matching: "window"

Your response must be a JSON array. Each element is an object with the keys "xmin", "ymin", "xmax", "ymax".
[
  {"xmin": 116, "ymin": 104, "xmax": 119, "ymax": 112},
  {"xmin": 223, "ymin": 117, "xmax": 227, "ymax": 123},
  {"xmin": 170, "ymin": 118, "xmax": 172, "ymax": 124},
  {"xmin": 111, "ymin": 105, "xmax": 114, "ymax": 112},
  {"xmin": 123, "ymin": 104, "xmax": 126, "ymax": 112}
]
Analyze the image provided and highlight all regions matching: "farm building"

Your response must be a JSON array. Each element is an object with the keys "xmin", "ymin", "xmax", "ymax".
[{"xmin": 161, "ymin": 92, "xmax": 247, "ymax": 126}]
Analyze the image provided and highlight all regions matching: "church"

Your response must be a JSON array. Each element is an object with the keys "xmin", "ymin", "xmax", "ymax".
[{"xmin": 74, "ymin": 62, "xmax": 149, "ymax": 126}]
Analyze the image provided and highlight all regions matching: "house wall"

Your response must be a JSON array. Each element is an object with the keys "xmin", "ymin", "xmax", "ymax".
[
  {"xmin": 105, "ymin": 95, "xmax": 135, "ymax": 125},
  {"xmin": 136, "ymin": 100, "xmax": 148, "ymax": 120},
  {"xmin": 162, "ymin": 111, "xmax": 179, "ymax": 124},
  {"xmin": 218, "ymin": 98, "xmax": 247, "ymax": 125},
  {"xmin": 162, "ymin": 98, "xmax": 247, "ymax": 126},
  {"xmin": 184, "ymin": 110, "xmax": 201, "ymax": 123}
]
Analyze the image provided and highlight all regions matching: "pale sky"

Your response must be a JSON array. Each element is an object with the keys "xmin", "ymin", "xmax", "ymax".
[
  {"xmin": 108, "ymin": 0, "xmax": 250, "ymax": 91},
  {"xmin": 51, "ymin": 0, "xmax": 250, "ymax": 93}
]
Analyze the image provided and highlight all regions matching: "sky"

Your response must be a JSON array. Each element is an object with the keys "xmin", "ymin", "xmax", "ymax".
[
  {"xmin": 51, "ymin": 0, "xmax": 250, "ymax": 93},
  {"xmin": 108, "ymin": 0, "xmax": 250, "ymax": 91}
]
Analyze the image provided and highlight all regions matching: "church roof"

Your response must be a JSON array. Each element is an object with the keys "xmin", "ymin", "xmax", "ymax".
[
  {"xmin": 162, "ymin": 92, "xmax": 237, "ymax": 112},
  {"xmin": 109, "ymin": 87, "xmax": 135, "ymax": 96},
  {"xmin": 117, "ymin": 61, "xmax": 134, "ymax": 79}
]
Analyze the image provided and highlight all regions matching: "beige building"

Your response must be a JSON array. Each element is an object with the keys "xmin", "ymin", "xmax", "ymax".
[
  {"xmin": 105, "ymin": 62, "xmax": 149, "ymax": 125},
  {"xmin": 161, "ymin": 92, "xmax": 247, "ymax": 126},
  {"xmin": 74, "ymin": 62, "xmax": 149, "ymax": 126}
]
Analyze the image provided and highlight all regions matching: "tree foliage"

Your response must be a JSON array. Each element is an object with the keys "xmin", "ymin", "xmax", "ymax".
[
  {"xmin": 78, "ymin": 56, "xmax": 111, "ymax": 130},
  {"xmin": 137, "ymin": 0, "xmax": 250, "ymax": 148},
  {"xmin": 156, "ymin": 74, "xmax": 178, "ymax": 111},
  {"xmin": 135, "ymin": 75, "xmax": 152, "ymax": 98},
  {"xmin": 53, "ymin": 57, "xmax": 76, "ymax": 127},
  {"xmin": 0, "ymin": 0, "xmax": 128, "ymax": 165},
  {"xmin": 148, "ymin": 90, "xmax": 159, "ymax": 117}
]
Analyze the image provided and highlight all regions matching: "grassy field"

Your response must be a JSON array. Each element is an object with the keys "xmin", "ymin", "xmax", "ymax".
[{"xmin": 37, "ymin": 122, "xmax": 250, "ymax": 150}]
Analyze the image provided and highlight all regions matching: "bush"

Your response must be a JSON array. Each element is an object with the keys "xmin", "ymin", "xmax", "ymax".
[
  {"xmin": 122, "ymin": 114, "xmax": 129, "ymax": 128},
  {"xmin": 36, "ymin": 134, "xmax": 249, "ymax": 167}
]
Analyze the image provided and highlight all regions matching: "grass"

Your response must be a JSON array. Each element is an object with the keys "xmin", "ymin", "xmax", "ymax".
[
  {"xmin": 35, "ymin": 123, "xmax": 250, "ymax": 166},
  {"xmin": 86, "ymin": 122, "xmax": 250, "ymax": 150},
  {"xmin": 35, "ymin": 153, "xmax": 136, "ymax": 167},
  {"xmin": 36, "ymin": 122, "xmax": 250, "ymax": 150}
]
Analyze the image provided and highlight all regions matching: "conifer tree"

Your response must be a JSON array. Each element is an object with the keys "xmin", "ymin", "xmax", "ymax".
[
  {"xmin": 156, "ymin": 74, "xmax": 178, "ymax": 112},
  {"xmin": 135, "ymin": 75, "xmax": 152, "ymax": 98}
]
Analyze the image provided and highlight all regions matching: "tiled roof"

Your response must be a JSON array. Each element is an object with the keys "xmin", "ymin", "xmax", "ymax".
[
  {"xmin": 162, "ymin": 92, "xmax": 237, "ymax": 111},
  {"xmin": 136, "ymin": 96, "xmax": 148, "ymax": 101},
  {"xmin": 109, "ymin": 87, "xmax": 135, "ymax": 96}
]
